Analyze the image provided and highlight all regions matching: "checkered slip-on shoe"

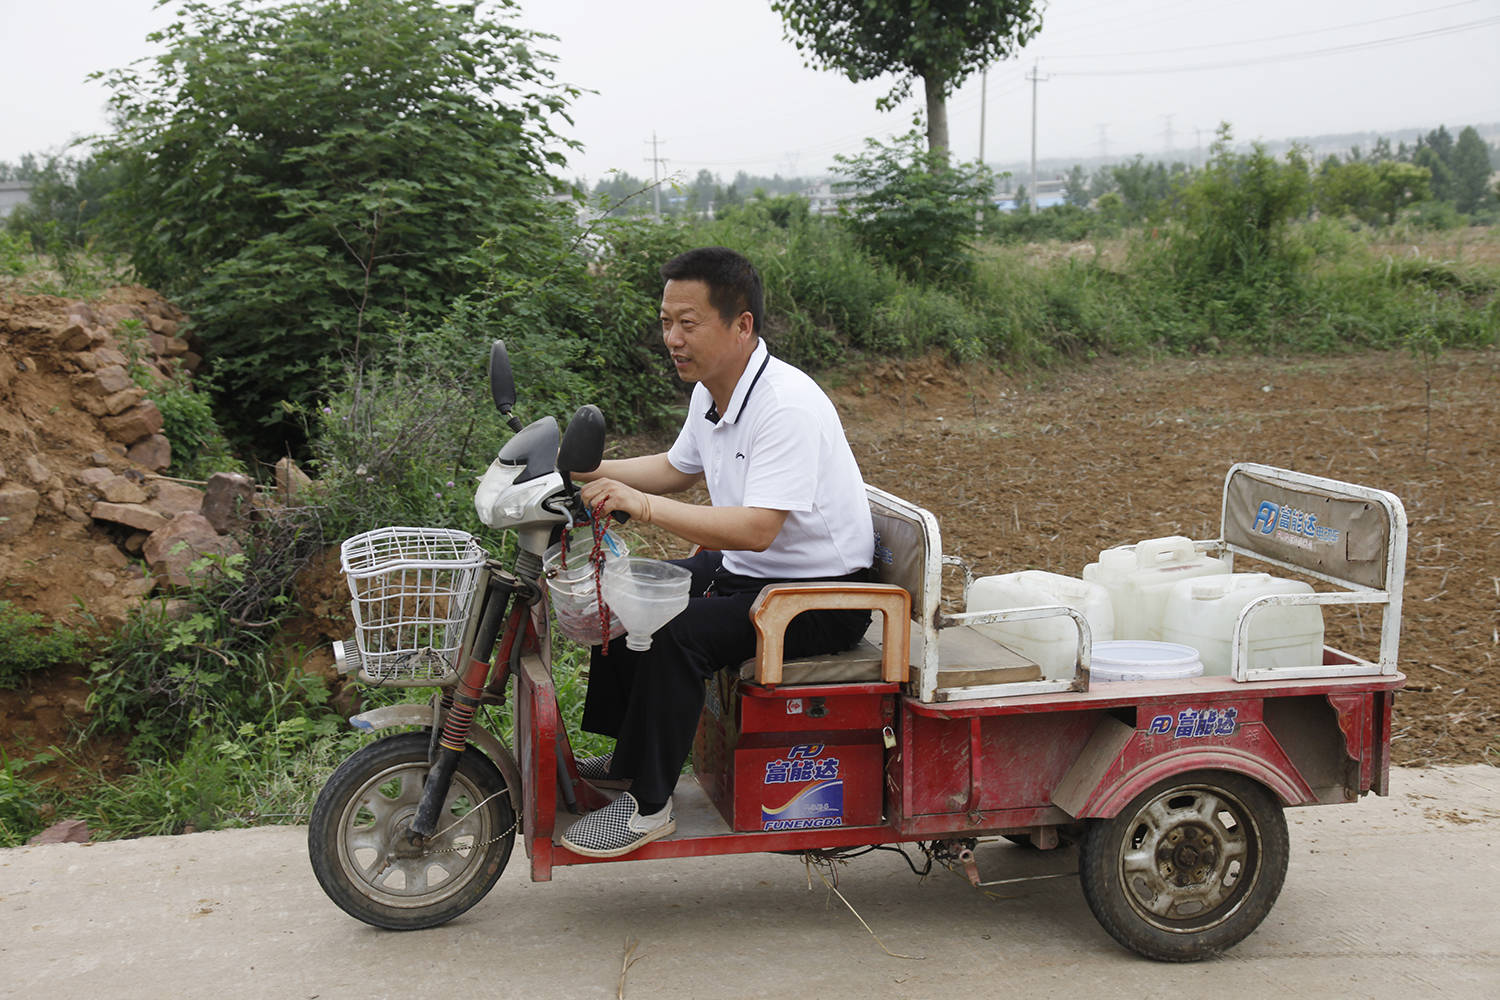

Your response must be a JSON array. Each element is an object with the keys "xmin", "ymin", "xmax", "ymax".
[
  {"xmin": 560, "ymin": 793, "xmax": 675, "ymax": 858},
  {"xmin": 575, "ymin": 752, "xmax": 631, "ymax": 789}
]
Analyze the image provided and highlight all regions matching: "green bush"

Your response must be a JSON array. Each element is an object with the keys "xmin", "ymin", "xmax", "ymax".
[
  {"xmin": 833, "ymin": 130, "xmax": 994, "ymax": 281},
  {"xmin": 0, "ymin": 601, "xmax": 91, "ymax": 689}
]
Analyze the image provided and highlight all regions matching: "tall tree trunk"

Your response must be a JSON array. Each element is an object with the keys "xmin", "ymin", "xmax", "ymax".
[{"xmin": 923, "ymin": 72, "xmax": 949, "ymax": 159}]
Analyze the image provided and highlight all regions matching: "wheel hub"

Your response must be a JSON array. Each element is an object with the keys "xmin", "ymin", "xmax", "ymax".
[{"xmin": 1158, "ymin": 822, "xmax": 1220, "ymax": 885}]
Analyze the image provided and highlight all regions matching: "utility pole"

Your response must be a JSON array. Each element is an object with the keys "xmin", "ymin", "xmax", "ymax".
[
  {"xmin": 979, "ymin": 66, "xmax": 988, "ymax": 164},
  {"xmin": 1192, "ymin": 126, "xmax": 1204, "ymax": 169},
  {"xmin": 1026, "ymin": 61, "xmax": 1049, "ymax": 212},
  {"xmin": 644, "ymin": 132, "xmax": 667, "ymax": 216}
]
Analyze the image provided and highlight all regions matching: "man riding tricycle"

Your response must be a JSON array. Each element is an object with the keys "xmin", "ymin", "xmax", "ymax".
[{"xmin": 307, "ymin": 247, "xmax": 1407, "ymax": 962}]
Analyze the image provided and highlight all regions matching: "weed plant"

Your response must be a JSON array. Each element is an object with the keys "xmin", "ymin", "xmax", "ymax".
[{"xmin": 0, "ymin": 601, "xmax": 92, "ymax": 689}]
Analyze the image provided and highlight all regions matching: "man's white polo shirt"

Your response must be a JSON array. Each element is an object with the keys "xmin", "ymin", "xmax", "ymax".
[{"xmin": 667, "ymin": 339, "xmax": 873, "ymax": 579}]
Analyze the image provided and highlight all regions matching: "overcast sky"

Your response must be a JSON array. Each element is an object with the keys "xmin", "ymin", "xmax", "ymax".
[{"xmin": 3, "ymin": 0, "xmax": 1497, "ymax": 186}]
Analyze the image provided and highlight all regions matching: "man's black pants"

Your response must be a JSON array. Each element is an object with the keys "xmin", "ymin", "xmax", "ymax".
[{"xmin": 581, "ymin": 551, "xmax": 871, "ymax": 805}]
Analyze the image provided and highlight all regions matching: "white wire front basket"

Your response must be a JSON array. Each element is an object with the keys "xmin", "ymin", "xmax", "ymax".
[{"xmin": 340, "ymin": 527, "xmax": 488, "ymax": 687}]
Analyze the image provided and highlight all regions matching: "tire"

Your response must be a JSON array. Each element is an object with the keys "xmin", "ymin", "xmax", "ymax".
[
  {"xmin": 1078, "ymin": 770, "xmax": 1288, "ymax": 962},
  {"xmin": 308, "ymin": 731, "xmax": 516, "ymax": 930}
]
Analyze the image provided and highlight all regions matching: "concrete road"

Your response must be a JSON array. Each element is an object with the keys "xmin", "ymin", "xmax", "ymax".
[{"xmin": 3, "ymin": 765, "xmax": 1497, "ymax": 1000}]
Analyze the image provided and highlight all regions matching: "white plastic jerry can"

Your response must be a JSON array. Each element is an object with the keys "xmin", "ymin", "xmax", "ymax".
[
  {"xmin": 1162, "ymin": 573, "xmax": 1325, "ymax": 676},
  {"xmin": 1083, "ymin": 536, "xmax": 1229, "ymax": 642},
  {"xmin": 966, "ymin": 570, "xmax": 1114, "ymax": 680}
]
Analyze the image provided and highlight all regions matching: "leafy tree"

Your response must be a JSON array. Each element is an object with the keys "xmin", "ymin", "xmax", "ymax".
[
  {"xmin": 833, "ymin": 129, "xmax": 993, "ymax": 279},
  {"xmin": 93, "ymin": 0, "xmax": 575, "ymax": 451},
  {"xmin": 1451, "ymin": 126, "xmax": 1494, "ymax": 214},
  {"xmin": 771, "ymin": 1, "xmax": 1043, "ymax": 155},
  {"xmin": 1316, "ymin": 158, "xmax": 1430, "ymax": 227},
  {"xmin": 1063, "ymin": 164, "xmax": 1090, "ymax": 207},
  {"xmin": 1110, "ymin": 155, "xmax": 1190, "ymax": 221},
  {"xmin": 1412, "ymin": 126, "xmax": 1456, "ymax": 203},
  {"xmin": 3, "ymin": 153, "xmax": 124, "ymax": 246}
]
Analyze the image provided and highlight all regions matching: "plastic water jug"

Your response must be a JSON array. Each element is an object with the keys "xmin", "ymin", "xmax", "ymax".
[
  {"xmin": 1083, "ymin": 536, "xmax": 1229, "ymax": 642},
  {"xmin": 966, "ymin": 571, "xmax": 1114, "ymax": 680},
  {"xmin": 1161, "ymin": 573, "xmax": 1324, "ymax": 676}
]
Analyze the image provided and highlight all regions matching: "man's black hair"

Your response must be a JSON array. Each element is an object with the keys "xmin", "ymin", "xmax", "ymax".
[{"xmin": 659, "ymin": 246, "xmax": 763, "ymax": 335}]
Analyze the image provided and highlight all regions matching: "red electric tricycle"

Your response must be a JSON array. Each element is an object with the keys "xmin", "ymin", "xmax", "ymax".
[{"xmin": 307, "ymin": 342, "xmax": 1407, "ymax": 962}]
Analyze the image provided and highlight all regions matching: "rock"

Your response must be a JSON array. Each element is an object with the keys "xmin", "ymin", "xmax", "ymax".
[
  {"xmin": 202, "ymin": 472, "xmax": 257, "ymax": 534},
  {"xmin": 46, "ymin": 489, "xmax": 65, "ymax": 511},
  {"xmin": 88, "ymin": 569, "xmax": 118, "ymax": 588},
  {"xmin": 63, "ymin": 697, "xmax": 90, "ymax": 717},
  {"xmin": 64, "ymin": 503, "xmax": 91, "ymax": 524},
  {"xmin": 123, "ymin": 530, "xmax": 148, "ymax": 554},
  {"xmin": 119, "ymin": 575, "xmax": 156, "ymax": 598},
  {"xmin": 0, "ymin": 459, "xmax": 6, "ymax": 481},
  {"xmin": 76, "ymin": 467, "xmax": 114, "ymax": 486},
  {"xmin": 93, "ymin": 544, "xmax": 130, "ymax": 568},
  {"xmin": 94, "ymin": 347, "xmax": 129, "ymax": 367},
  {"xmin": 83, "ymin": 364, "xmax": 134, "ymax": 397},
  {"xmin": 69, "ymin": 302, "xmax": 99, "ymax": 327},
  {"xmin": 143, "ymin": 513, "xmax": 243, "ymax": 589},
  {"xmin": 150, "ymin": 481, "xmax": 204, "ymax": 518},
  {"xmin": 0, "ymin": 487, "xmax": 40, "ymax": 539},
  {"xmin": 91, "ymin": 501, "xmax": 169, "ymax": 532},
  {"xmin": 180, "ymin": 351, "xmax": 203, "ymax": 373},
  {"xmin": 99, "ymin": 476, "xmax": 149, "ymax": 504},
  {"xmin": 91, "ymin": 452, "xmax": 113, "ymax": 467},
  {"xmin": 276, "ymin": 457, "xmax": 312, "ymax": 500},
  {"xmin": 161, "ymin": 335, "xmax": 188, "ymax": 355},
  {"xmin": 59, "ymin": 322, "xmax": 93, "ymax": 352},
  {"xmin": 101, "ymin": 387, "xmax": 147, "ymax": 416},
  {"xmin": 102, "ymin": 401, "xmax": 164, "ymax": 445},
  {"xmin": 28, "ymin": 819, "xmax": 90, "ymax": 845},
  {"xmin": 126, "ymin": 434, "xmax": 172, "ymax": 472},
  {"xmin": 23, "ymin": 454, "xmax": 50, "ymax": 483},
  {"xmin": 73, "ymin": 351, "xmax": 101, "ymax": 372}
]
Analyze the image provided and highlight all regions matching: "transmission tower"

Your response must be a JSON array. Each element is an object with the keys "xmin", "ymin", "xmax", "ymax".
[
  {"xmin": 1095, "ymin": 124, "xmax": 1110, "ymax": 161},
  {"xmin": 1159, "ymin": 114, "xmax": 1176, "ymax": 158}
]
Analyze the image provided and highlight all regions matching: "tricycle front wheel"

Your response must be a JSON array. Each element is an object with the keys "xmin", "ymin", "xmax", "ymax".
[
  {"xmin": 1078, "ymin": 770, "xmax": 1288, "ymax": 962},
  {"xmin": 308, "ymin": 731, "xmax": 516, "ymax": 930}
]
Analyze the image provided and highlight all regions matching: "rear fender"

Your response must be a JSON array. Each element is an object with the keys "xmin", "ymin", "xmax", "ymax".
[
  {"xmin": 349, "ymin": 704, "xmax": 522, "ymax": 814},
  {"xmin": 1054, "ymin": 715, "xmax": 1316, "ymax": 819},
  {"xmin": 1086, "ymin": 748, "xmax": 1315, "ymax": 818}
]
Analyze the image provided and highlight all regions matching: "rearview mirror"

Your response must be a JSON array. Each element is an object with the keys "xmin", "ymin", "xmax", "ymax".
[
  {"xmin": 557, "ymin": 404, "xmax": 605, "ymax": 476},
  {"xmin": 489, "ymin": 340, "xmax": 516, "ymax": 416}
]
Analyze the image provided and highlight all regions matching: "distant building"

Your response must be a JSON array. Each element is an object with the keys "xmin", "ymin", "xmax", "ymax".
[
  {"xmin": 0, "ymin": 181, "xmax": 32, "ymax": 219},
  {"xmin": 995, "ymin": 175, "xmax": 1069, "ymax": 212},
  {"xmin": 802, "ymin": 182, "xmax": 860, "ymax": 216}
]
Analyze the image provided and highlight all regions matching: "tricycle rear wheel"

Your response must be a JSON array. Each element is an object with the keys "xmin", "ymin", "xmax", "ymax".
[
  {"xmin": 1078, "ymin": 770, "xmax": 1288, "ymax": 962},
  {"xmin": 308, "ymin": 731, "xmax": 515, "ymax": 930}
]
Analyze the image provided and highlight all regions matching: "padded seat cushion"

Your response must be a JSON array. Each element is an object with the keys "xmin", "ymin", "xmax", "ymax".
[{"xmin": 738, "ymin": 636, "xmax": 884, "ymax": 684}]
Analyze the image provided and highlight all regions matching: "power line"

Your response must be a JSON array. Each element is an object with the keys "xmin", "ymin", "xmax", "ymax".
[
  {"xmin": 1052, "ymin": 0, "xmax": 1493, "ymax": 59},
  {"xmin": 1051, "ymin": 15, "xmax": 1500, "ymax": 76}
]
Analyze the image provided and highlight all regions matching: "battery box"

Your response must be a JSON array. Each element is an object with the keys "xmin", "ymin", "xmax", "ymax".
[{"xmin": 693, "ymin": 671, "xmax": 897, "ymax": 832}]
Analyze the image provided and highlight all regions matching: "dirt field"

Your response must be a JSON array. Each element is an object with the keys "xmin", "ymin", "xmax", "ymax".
[{"xmin": 828, "ymin": 349, "xmax": 1499, "ymax": 766}]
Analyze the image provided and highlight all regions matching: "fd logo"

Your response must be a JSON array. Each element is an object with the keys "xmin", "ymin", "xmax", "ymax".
[
  {"xmin": 1148, "ymin": 707, "xmax": 1239, "ymax": 738},
  {"xmin": 1251, "ymin": 499, "xmax": 1340, "ymax": 547}
]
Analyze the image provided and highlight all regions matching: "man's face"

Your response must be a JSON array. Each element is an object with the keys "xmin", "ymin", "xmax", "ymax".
[{"xmin": 660, "ymin": 279, "xmax": 750, "ymax": 387}]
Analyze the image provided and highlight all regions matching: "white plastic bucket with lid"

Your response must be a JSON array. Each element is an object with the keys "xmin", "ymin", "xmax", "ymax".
[
  {"xmin": 1162, "ymin": 573, "xmax": 1324, "ymax": 676},
  {"xmin": 1083, "ymin": 536, "xmax": 1229, "ymax": 642},
  {"xmin": 966, "ymin": 570, "xmax": 1114, "ymax": 680},
  {"xmin": 1090, "ymin": 640, "xmax": 1204, "ymax": 682}
]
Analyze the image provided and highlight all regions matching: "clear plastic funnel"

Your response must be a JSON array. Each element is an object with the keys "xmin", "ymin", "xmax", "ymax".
[{"xmin": 601, "ymin": 558, "xmax": 692, "ymax": 651}]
